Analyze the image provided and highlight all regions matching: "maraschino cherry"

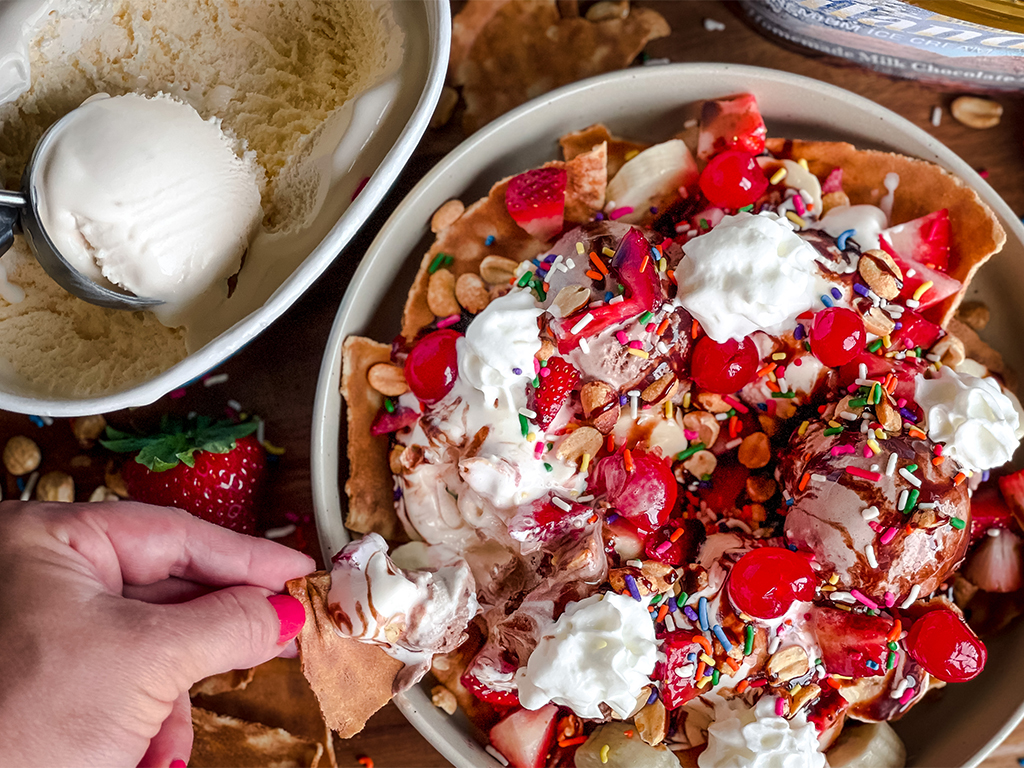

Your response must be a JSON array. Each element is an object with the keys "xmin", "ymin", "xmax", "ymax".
[
  {"xmin": 727, "ymin": 547, "xmax": 816, "ymax": 620},
  {"xmin": 404, "ymin": 329, "xmax": 461, "ymax": 403},
  {"xmin": 904, "ymin": 608, "xmax": 987, "ymax": 683},
  {"xmin": 698, "ymin": 150, "xmax": 769, "ymax": 209},
  {"xmin": 690, "ymin": 335, "xmax": 758, "ymax": 394},
  {"xmin": 809, "ymin": 307, "xmax": 865, "ymax": 367}
]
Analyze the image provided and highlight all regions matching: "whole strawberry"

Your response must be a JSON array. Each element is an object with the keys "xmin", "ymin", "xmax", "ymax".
[{"xmin": 101, "ymin": 416, "xmax": 267, "ymax": 534}]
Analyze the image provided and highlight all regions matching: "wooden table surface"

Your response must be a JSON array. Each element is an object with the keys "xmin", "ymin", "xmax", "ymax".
[{"xmin": 6, "ymin": 2, "xmax": 1024, "ymax": 766}]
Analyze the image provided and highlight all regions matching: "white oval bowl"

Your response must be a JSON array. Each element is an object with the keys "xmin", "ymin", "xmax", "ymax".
[
  {"xmin": 0, "ymin": 0, "xmax": 449, "ymax": 417},
  {"xmin": 312, "ymin": 63, "xmax": 1024, "ymax": 768}
]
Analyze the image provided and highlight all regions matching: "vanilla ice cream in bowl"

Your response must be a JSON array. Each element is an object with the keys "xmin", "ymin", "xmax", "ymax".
[{"xmin": 0, "ymin": 0, "xmax": 449, "ymax": 415}]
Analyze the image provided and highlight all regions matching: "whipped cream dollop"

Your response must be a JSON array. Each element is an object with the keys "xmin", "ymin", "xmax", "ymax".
[
  {"xmin": 458, "ymin": 288, "xmax": 542, "ymax": 409},
  {"xmin": 675, "ymin": 212, "xmax": 830, "ymax": 342},
  {"xmin": 916, "ymin": 366, "xmax": 1024, "ymax": 472},
  {"xmin": 326, "ymin": 534, "xmax": 478, "ymax": 689},
  {"xmin": 698, "ymin": 696, "xmax": 827, "ymax": 768},
  {"xmin": 515, "ymin": 592, "xmax": 657, "ymax": 719}
]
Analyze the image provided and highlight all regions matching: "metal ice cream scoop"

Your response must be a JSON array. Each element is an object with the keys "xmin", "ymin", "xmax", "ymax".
[{"xmin": 0, "ymin": 115, "xmax": 163, "ymax": 310}]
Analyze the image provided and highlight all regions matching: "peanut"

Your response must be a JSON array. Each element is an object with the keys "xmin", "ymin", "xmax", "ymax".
[
  {"xmin": 682, "ymin": 411, "xmax": 720, "ymax": 448},
  {"xmin": 367, "ymin": 362, "xmax": 409, "ymax": 397},
  {"xmin": 791, "ymin": 683, "xmax": 822, "ymax": 714},
  {"xmin": 875, "ymin": 395, "xmax": 903, "ymax": 433},
  {"xmin": 556, "ymin": 426, "xmax": 603, "ymax": 463},
  {"xmin": 479, "ymin": 255, "xmax": 518, "ymax": 285},
  {"xmin": 71, "ymin": 414, "xmax": 107, "ymax": 448},
  {"xmin": 951, "ymin": 95, "xmax": 1003, "ymax": 129},
  {"xmin": 580, "ymin": 381, "xmax": 619, "ymax": 433},
  {"xmin": 695, "ymin": 391, "xmax": 731, "ymax": 413},
  {"xmin": 430, "ymin": 200, "xmax": 465, "ymax": 233},
  {"xmin": 430, "ymin": 685, "xmax": 458, "ymax": 715},
  {"xmin": 3, "ymin": 435, "xmax": 40, "ymax": 476},
  {"xmin": 429, "ymin": 86, "xmax": 459, "ymax": 130},
  {"xmin": 737, "ymin": 432, "xmax": 770, "ymax": 469},
  {"xmin": 37, "ymin": 471, "xmax": 74, "ymax": 503},
  {"xmin": 455, "ymin": 273, "xmax": 490, "ymax": 314},
  {"xmin": 552, "ymin": 285, "xmax": 590, "ymax": 318},
  {"xmin": 427, "ymin": 268, "xmax": 461, "ymax": 317},
  {"xmin": 858, "ymin": 249, "xmax": 903, "ymax": 301},
  {"xmin": 641, "ymin": 373, "xmax": 677, "ymax": 404},
  {"xmin": 586, "ymin": 0, "xmax": 629, "ymax": 22},
  {"xmin": 89, "ymin": 485, "xmax": 119, "ymax": 503},
  {"xmin": 683, "ymin": 449, "xmax": 717, "ymax": 478},
  {"xmin": 861, "ymin": 306, "xmax": 896, "ymax": 337},
  {"xmin": 536, "ymin": 339, "xmax": 557, "ymax": 361},
  {"xmin": 634, "ymin": 698, "xmax": 668, "ymax": 746},
  {"xmin": 746, "ymin": 475, "xmax": 777, "ymax": 503},
  {"xmin": 821, "ymin": 190, "xmax": 850, "ymax": 216},
  {"xmin": 767, "ymin": 645, "xmax": 809, "ymax": 682},
  {"xmin": 930, "ymin": 333, "xmax": 966, "ymax": 369}
]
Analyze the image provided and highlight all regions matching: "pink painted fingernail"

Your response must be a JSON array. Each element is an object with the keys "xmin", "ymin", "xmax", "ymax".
[
  {"xmin": 267, "ymin": 594, "xmax": 305, "ymax": 644},
  {"xmin": 170, "ymin": 760, "xmax": 187, "ymax": 768}
]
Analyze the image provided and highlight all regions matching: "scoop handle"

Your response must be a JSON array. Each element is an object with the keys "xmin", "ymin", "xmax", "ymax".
[{"xmin": 0, "ymin": 190, "xmax": 24, "ymax": 259}]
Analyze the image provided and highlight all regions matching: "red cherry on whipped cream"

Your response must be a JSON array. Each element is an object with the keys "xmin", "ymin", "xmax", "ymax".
[
  {"xmin": 690, "ymin": 335, "xmax": 758, "ymax": 394},
  {"xmin": 698, "ymin": 149, "xmax": 769, "ymax": 209},
  {"xmin": 904, "ymin": 608, "xmax": 987, "ymax": 683},
  {"xmin": 727, "ymin": 547, "xmax": 816, "ymax": 620},
  {"xmin": 404, "ymin": 329, "xmax": 461, "ymax": 403},
  {"xmin": 808, "ymin": 307, "xmax": 865, "ymax": 368}
]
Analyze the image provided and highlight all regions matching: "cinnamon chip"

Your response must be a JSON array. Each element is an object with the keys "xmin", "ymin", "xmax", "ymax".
[
  {"xmin": 190, "ymin": 668, "xmax": 255, "ymax": 697},
  {"xmin": 560, "ymin": 124, "xmax": 650, "ymax": 179},
  {"xmin": 449, "ymin": 1, "xmax": 670, "ymax": 133},
  {"xmin": 400, "ymin": 144, "xmax": 608, "ymax": 341},
  {"xmin": 287, "ymin": 572, "xmax": 404, "ymax": 739},
  {"xmin": 764, "ymin": 139, "xmax": 1005, "ymax": 327},
  {"xmin": 189, "ymin": 707, "xmax": 323, "ymax": 768},
  {"xmin": 341, "ymin": 337, "xmax": 401, "ymax": 539}
]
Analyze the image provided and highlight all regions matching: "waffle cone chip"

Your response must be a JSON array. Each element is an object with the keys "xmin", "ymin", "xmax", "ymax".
[
  {"xmin": 287, "ymin": 572, "xmax": 404, "ymax": 739},
  {"xmin": 765, "ymin": 139, "xmax": 1005, "ymax": 327},
  {"xmin": 189, "ymin": 707, "xmax": 324, "ymax": 768},
  {"xmin": 449, "ymin": 1, "xmax": 670, "ymax": 134},
  {"xmin": 341, "ymin": 336, "xmax": 400, "ymax": 539}
]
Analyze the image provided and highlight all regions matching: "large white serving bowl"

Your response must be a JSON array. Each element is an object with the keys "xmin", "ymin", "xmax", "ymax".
[
  {"xmin": 0, "ymin": 0, "xmax": 449, "ymax": 416},
  {"xmin": 312, "ymin": 63, "xmax": 1024, "ymax": 768}
]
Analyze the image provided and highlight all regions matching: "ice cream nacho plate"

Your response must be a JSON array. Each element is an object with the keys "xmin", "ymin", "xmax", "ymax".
[{"xmin": 312, "ymin": 64, "xmax": 1024, "ymax": 768}]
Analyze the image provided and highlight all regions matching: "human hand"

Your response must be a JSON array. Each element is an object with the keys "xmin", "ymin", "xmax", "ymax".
[{"xmin": 0, "ymin": 501, "xmax": 316, "ymax": 768}]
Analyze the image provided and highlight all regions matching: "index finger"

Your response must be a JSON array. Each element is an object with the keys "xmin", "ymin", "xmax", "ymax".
[{"xmin": 45, "ymin": 501, "xmax": 316, "ymax": 591}]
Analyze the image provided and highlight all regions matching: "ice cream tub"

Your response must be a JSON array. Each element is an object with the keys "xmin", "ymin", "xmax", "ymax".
[
  {"xmin": 311, "ymin": 64, "xmax": 1024, "ymax": 768},
  {"xmin": 0, "ymin": 0, "xmax": 450, "ymax": 416}
]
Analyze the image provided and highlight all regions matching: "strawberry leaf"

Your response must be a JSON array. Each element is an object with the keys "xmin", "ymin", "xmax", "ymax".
[{"xmin": 101, "ymin": 418, "xmax": 258, "ymax": 472}]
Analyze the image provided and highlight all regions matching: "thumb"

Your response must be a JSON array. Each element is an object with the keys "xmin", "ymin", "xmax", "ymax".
[{"xmin": 158, "ymin": 586, "xmax": 305, "ymax": 684}]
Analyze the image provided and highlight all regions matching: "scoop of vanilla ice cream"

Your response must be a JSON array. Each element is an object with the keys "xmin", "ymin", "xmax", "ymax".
[
  {"xmin": 35, "ymin": 92, "xmax": 263, "ymax": 325},
  {"xmin": 515, "ymin": 592, "xmax": 657, "ymax": 719}
]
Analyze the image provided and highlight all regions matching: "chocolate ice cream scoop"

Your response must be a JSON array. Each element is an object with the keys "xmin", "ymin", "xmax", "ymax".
[{"xmin": 779, "ymin": 417, "xmax": 969, "ymax": 604}]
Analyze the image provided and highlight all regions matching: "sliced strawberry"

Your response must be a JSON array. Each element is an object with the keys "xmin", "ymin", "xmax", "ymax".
[
  {"xmin": 965, "ymin": 528, "xmax": 1024, "ymax": 593},
  {"xmin": 888, "ymin": 310, "xmax": 943, "ymax": 352},
  {"xmin": 998, "ymin": 469, "xmax": 1024, "ymax": 530},
  {"xmin": 697, "ymin": 93, "xmax": 767, "ymax": 161},
  {"xmin": 506, "ymin": 168, "xmax": 567, "ymax": 242},
  {"xmin": 462, "ymin": 652, "xmax": 520, "ymax": 708},
  {"xmin": 812, "ymin": 606, "xmax": 891, "ymax": 678},
  {"xmin": 821, "ymin": 167, "xmax": 843, "ymax": 195},
  {"xmin": 660, "ymin": 630, "xmax": 704, "ymax": 710},
  {"xmin": 591, "ymin": 450, "xmax": 677, "ymax": 533},
  {"xmin": 489, "ymin": 704, "xmax": 559, "ymax": 768},
  {"xmin": 531, "ymin": 358, "xmax": 579, "ymax": 430},
  {"xmin": 880, "ymin": 239, "xmax": 961, "ymax": 315},
  {"xmin": 370, "ymin": 405, "xmax": 419, "ymax": 435},
  {"xmin": 879, "ymin": 209, "xmax": 950, "ymax": 271},
  {"xmin": 554, "ymin": 227, "xmax": 661, "ymax": 353},
  {"xmin": 971, "ymin": 484, "xmax": 1015, "ymax": 543},
  {"xmin": 806, "ymin": 686, "xmax": 849, "ymax": 749}
]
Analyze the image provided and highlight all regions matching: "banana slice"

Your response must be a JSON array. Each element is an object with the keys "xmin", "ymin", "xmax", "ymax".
[
  {"xmin": 826, "ymin": 722, "xmax": 907, "ymax": 768},
  {"xmin": 605, "ymin": 140, "xmax": 698, "ymax": 225},
  {"xmin": 575, "ymin": 722, "xmax": 682, "ymax": 768}
]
